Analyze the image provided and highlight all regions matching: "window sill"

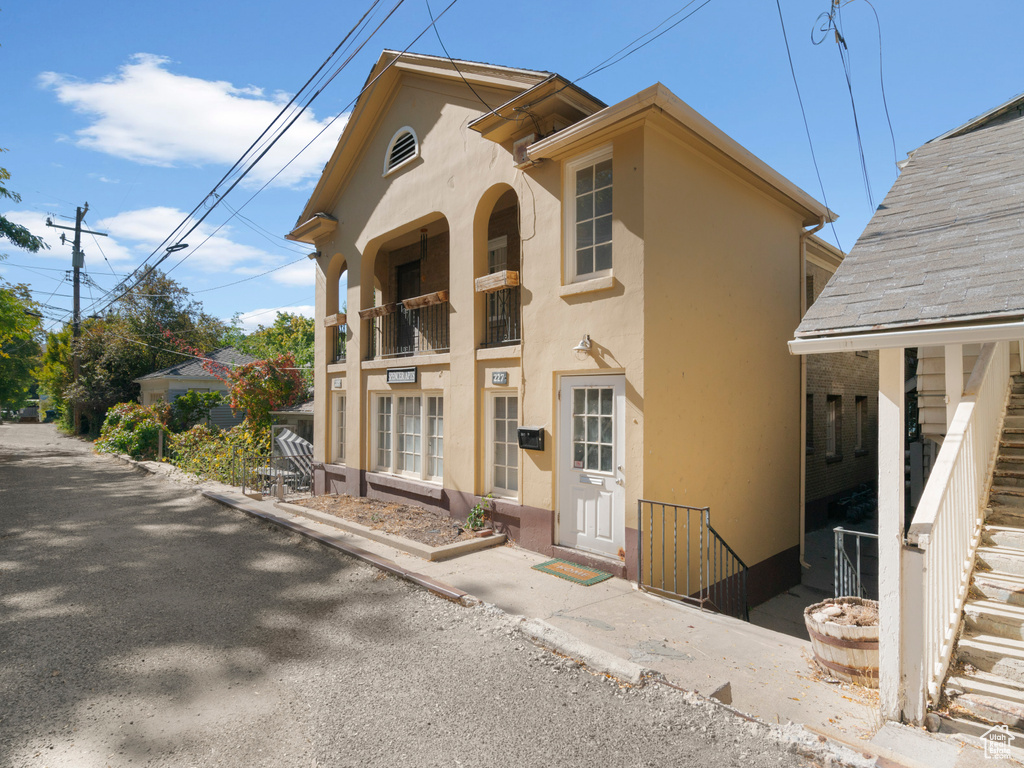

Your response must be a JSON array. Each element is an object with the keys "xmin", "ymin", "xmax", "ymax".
[
  {"xmin": 362, "ymin": 353, "xmax": 451, "ymax": 370},
  {"xmin": 826, "ymin": 454, "xmax": 843, "ymax": 465},
  {"xmin": 366, "ymin": 471, "xmax": 444, "ymax": 500},
  {"xmin": 854, "ymin": 449, "xmax": 869, "ymax": 458},
  {"xmin": 559, "ymin": 274, "xmax": 615, "ymax": 298},
  {"xmin": 476, "ymin": 344, "xmax": 521, "ymax": 361},
  {"xmin": 327, "ymin": 362, "xmax": 346, "ymax": 374}
]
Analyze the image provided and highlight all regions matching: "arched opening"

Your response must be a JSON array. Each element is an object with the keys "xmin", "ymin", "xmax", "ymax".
[
  {"xmin": 364, "ymin": 215, "xmax": 450, "ymax": 359},
  {"xmin": 476, "ymin": 189, "xmax": 521, "ymax": 348},
  {"xmin": 325, "ymin": 255, "xmax": 348, "ymax": 364}
]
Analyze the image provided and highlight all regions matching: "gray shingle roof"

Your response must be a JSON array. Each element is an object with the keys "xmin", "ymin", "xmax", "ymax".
[
  {"xmin": 796, "ymin": 97, "xmax": 1024, "ymax": 338},
  {"xmin": 134, "ymin": 347, "xmax": 258, "ymax": 381}
]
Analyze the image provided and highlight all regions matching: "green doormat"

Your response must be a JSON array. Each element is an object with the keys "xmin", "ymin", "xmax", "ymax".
[{"xmin": 532, "ymin": 559, "xmax": 613, "ymax": 586}]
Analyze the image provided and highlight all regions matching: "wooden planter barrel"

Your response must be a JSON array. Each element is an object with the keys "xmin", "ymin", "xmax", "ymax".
[{"xmin": 803, "ymin": 597, "xmax": 879, "ymax": 688}]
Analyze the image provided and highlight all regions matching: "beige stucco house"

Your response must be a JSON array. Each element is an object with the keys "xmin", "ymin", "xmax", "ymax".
[{"xmin": 289, "ymin": 51, "xmax": 834, "ymax": 607}]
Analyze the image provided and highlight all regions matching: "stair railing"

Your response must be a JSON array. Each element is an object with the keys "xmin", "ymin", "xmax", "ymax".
[
  {"xmin": 834, "ymin": 527, "xmax": 878, "ymax": 598},
  {"xmin": 906, "ymin": 340, "xmax": 1010, "ymax": 709}
]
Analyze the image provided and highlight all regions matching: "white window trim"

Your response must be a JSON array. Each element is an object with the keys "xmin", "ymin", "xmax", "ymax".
[
  {"xmin": 487, "ymin": 235, "xmax": 508, "ymax": 274},
  {"xmin": 487, "ymin": 390, "xmax": 521, "ymax": 501},
  {"xmin": 371, "ymin": 390, "xmax": 444, "ymax": 483},
  {"xmin": 382, "ymin": 126, "xmax": 420, "ymax": 177},
  {"xmin": 332, "ymin": 391, "xmax": 346, "ymax": 465},
  {"xmin": 563, "ymin": 145, "xmax": 613, "ymax": 285}
]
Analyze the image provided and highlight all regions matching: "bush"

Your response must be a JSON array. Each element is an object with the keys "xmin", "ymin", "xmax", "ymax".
[
  {"xmin": 168, "ymin": 420, "xmax": 270, "ymax": 484},
  {"xmin": 168, "ymin": 390, "xmax": 222, "ymax": 432},
  {"xmin": 95, "ymin": 402, "xmax": 165, "ymax": 459}
]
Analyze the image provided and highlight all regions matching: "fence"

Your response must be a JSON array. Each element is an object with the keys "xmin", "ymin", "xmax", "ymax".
[
  {"xmin": 833, "ymin": 527, "xmax": 878, "ymax": 598},
  {"xmin": 638, "ymin": 500, "xmax": 748, "ymax": 621},
  {"xmin": 368, "ymin": 300, "xmax": 450, "ymax": 359},
  {"xmin": 483, "ymin": 287, "xmax": 521, "ymax": 347}
]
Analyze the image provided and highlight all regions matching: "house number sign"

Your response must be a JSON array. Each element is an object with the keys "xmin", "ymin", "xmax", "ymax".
[
  {"xmin": 331, "ymin": 378, "xmax": 343, "ymax": 389},
  {"xmin": 387, "ymin": 367, "xmax": 417, "ymax": 384},
  {"xmin": 492, "ymin": 371, "xmax": 508, "ymax": 386}
]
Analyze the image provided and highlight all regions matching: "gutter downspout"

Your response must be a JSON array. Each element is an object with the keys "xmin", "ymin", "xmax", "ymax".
[{"xmin": 798, "ymin": 217, "xmax": 826, "ymax": 570}]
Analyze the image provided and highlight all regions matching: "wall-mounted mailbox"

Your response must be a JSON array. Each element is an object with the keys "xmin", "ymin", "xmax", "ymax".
[{"xmin": 517, "ymin": 426, "xmax": 545, "ymax": 451}]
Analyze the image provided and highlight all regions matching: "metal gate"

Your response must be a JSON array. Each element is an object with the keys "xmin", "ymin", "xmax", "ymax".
[{"xmin": 638, "ymin": 500, "xmax": 749, "ymax": 621}]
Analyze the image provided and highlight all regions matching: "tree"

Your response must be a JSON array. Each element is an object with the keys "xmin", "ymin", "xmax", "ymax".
[
  {"xmin": 204, "ymin": 352, "xmax": 304, "ymax": 429},
  {"xmin": 0, "ymin": 153, "xmax": 47, "ymax": 253},
  {"xmin": 0, "ymin": 279, "xmax": 42, "ymax": 414},
  {"xmin": 234, "ymin": 312, "xmax": 315, "ymax": 382}
]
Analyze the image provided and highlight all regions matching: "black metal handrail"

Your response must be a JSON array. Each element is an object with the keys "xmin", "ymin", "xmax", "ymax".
[
  {"xmin": 483, "ymin": 286, "xmax": 521, "ymax": 347},
  {"xmin": 637, "ymin": 499, "xmax": 749, "ymax": 621},
  {"xmin": 368, "ymin": 300, "xmax": 450, "ymax": 359}
]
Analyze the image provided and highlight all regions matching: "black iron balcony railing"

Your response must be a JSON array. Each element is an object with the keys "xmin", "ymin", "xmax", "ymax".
[
  {"xmin": 483, "ymin": 286, "xmax": 521, "ymax": 347},
  {"xmin": 363, "ymin": 291, "xmax": 450, "ymax": 359},
  {"xmin": 333, "ymin": 325, "xmax": 347, "ymax": 363}
]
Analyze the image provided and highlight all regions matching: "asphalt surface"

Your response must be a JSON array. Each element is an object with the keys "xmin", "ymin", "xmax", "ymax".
[{"xmin": 0, "ymin": 423, "xmax": 850, "ymax": 767}]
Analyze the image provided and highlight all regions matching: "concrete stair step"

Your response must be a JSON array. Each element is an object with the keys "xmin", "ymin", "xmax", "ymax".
[
  {"xmin": 947, "ymin": 673, "xmax": 1024, "ymax": 730},
  {"xmin": 992, "ymin": 488, "xmax": 1024, "ymax": 508},
  {"xmin": 989, "ymin": 505, "xmax": 1024, "ymax": 526},
  {"xmin": 964, "ymin": 599, "xmax": 1024, "ymax": 640},
  {"xmin": 983, "ymin": 524, "xmax": 1024, "ymax": 549},
  {"xmin": 1003, "ymin": 415, "xmax": 1024, "ymax": 429},
  {"xmin": 1000, "ymin": 441, "xmax": 1024, "ymax": 457},
  {"xmin": 974, "ymin": 570, "xmax": 1024, "ymax": 608},
  {"xmin": 977, "ymin": 546, "xmax": 1024, "ymax": 578},
  {"xmin": 957, "ymin": 630, "xmax": 1024, "ymax": 685}
]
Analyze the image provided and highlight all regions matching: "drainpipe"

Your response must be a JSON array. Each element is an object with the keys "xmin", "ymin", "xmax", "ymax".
[{"xmin": 798, "ymin": 217, "xmax": 826, "ymax": 569}]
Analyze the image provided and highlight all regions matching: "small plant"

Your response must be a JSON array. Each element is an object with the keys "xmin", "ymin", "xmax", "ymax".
[{"xmin": 465, "ymin": 493, "xmax": 493, "ymax": 531}]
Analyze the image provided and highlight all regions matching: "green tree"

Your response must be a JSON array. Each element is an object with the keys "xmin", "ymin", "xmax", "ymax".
[
  {"xmin": 206, "ymin": 352, "xmax": 304, "ymax": 429},
  {"xmin": 234, "ymin": 312, "xmax": 315, "ymax": 382},
  {"xmin": 0, "ymin": 280, "xmax": 42, "ymax": 414},
  {"xmin": 0, "ymin": 153, "xmax": 47, "ymax": 253}
]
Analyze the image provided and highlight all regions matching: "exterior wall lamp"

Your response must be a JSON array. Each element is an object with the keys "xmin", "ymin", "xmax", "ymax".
[{"xmin": 573, "ymin": 334, "xmax": 592, "ymax": 359}]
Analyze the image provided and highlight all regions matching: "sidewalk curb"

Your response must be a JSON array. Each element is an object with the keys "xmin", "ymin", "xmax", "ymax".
[
  {"xmin": 517, "ymin": 618, "xmax": 652, "ymax": 686},
  {"xmin": 201, "ymin": 491, "xmax": 475, "ymax": 606}
]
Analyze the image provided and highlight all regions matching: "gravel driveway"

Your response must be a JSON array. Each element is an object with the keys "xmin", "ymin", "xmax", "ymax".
[{"xmin": 0, "ymin": 423, "xmax": 850, "ymax": 767}]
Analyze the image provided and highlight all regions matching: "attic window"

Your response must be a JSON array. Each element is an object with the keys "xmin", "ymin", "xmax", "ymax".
[{"xmin": 384, "ymin": 127, "xmax": 419, "ymax": 176}]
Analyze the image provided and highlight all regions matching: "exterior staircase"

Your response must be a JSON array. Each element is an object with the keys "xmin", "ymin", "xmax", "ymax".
[{"xmin": 945, "ymin": 375, "xmax": 1024, "ymax": 728}]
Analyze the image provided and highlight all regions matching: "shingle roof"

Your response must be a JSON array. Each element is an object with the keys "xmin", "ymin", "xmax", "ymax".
[
  {"xmin": 134, "ymin": 347, "xmax": 258, "ymax": 381},
  {"xmin": 271, "ymin": 399, "xmax": 314, "ymax": 415},
  {"xmin": 796, "ymin": 97, "xmax": 1024, "ymax": 338}
]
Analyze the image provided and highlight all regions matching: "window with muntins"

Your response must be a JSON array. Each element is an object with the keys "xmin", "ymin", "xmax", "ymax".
[
  {"xmin": 384, "ymin": 127, "xmax": 419, "ymax": 175},
  {"xmin": 826, "ymin": 395, "xmax": 842, "ymax": 459},
  {"xmin": 572, "ymin": 386, "xmax": 614, "ymax": 473},
  {"xmin": 491, "ymin": 394, "xmax": 519, "ymax": 495},
  {"xmin": 566, "ymin": 148, "xmax": 612, "ymax": 282},
  {"xmin": 374, "ymin": 392, "xmax": 443, "ymax": 482}
]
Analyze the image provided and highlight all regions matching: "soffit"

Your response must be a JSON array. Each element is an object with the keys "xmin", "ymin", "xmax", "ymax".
[{"xmin": 468, "ymin": 75, "xmax": 606, "ymax": 144}]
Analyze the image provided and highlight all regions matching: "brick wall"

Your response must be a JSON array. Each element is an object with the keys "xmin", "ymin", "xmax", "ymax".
[
  {"xmin": 380, "ymin": 229, "xmax": 451, "ymax": 301},
  {"xmin": 805, "ymin": 261, "xmax": 879, "ymax": 529},
  {"xmin": 486, "ymin": 203, "xmax": 520, "ymax": 271}
]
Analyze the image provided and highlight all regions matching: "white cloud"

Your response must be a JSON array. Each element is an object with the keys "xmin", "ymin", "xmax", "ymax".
[
  {"xmin": 273, "ymin": 260, "xmax": 315, "ymax": 287},
  {"xmin": 95, "ymin": 207, "xmax": 283, "ymax": 272},
  {"xmin": 40, "ymin": 54, "xmax": 346, "ymax": 187},
  {"xmin": 233, "ymin": 304, "xmax": 314, "ymax": 332}
]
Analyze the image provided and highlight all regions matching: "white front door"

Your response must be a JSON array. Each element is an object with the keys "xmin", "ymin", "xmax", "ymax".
[{"xmin": 558, "ymin": 375, "xmax": 625, "ymax": 557}]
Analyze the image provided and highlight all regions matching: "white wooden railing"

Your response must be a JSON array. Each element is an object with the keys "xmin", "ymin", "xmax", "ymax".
[{"xmin": 906, "ymin": 340, "xmax": 1011, "ymax": 706}]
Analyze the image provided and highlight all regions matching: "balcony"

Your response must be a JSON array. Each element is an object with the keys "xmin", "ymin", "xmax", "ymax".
[
  {"xmin": 361, "ymin": 290, "xmax": 450, "ymax": 359},
  {"xmin": 476, "ymin": 270, "xmax": 521, "ymax": 348},
  {"xmin": 333, "ymin": 325, "xmax": 347, "ymax": 363}
]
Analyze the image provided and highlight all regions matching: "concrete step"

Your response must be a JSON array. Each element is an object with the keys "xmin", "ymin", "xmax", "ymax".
[
  {"xmin": 983, "ymin": 524, "xmax": 1024, "ymax": 549},
  {"xmin": 994, "ymin": 473, "xmax": 1024, "ymax": 489},
  {"xmin": 974, "ymin": 570, "xmax": 1024, "ymax": 608},
  {"xmin": 989, "ymin": 505, "xmax": 1024, "ymax": 526},
  {"xmin": 992, "ymin": 487, "xmax": 1024, "ymax": 508},
  {"xmin": 1001, "ymin": 440, "xmax": 1024, "ymax": 457},
  {"xmin": 977, "ymin": 545, "xmax": 1024, "ymax": 577},
  {"xmin": 1004, "ymin": 415, "xmax": 1024, "ymax": 430},
  {"xmin": 964, "ymin": 599, "xmax": 1024, "ymax": 641},
  {"xmin": 947, "ymin": 673, "xmax": 1024, "ymax": 730},
  {"xmin": 957, "ymin": 630, "xmax": 1024, "ymax": 685}
]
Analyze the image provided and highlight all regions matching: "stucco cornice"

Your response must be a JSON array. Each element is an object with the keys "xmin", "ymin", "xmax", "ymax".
[
  {"xmin": 529, "ymin": 83, "xmax": 833, "ymax": 228},
  {"xmin": 287, "ymin": 212, "xmax": 338, "ymax": 244}
]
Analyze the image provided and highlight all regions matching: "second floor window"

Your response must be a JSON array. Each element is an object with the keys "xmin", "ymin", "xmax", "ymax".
[{"xmin": 566, "ymin": 147, "xmax": 612, "ymax": 282}]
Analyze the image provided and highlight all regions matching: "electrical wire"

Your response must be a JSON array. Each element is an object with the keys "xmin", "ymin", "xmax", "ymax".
[
  {"xmin": 192, "ymin": 257, "xmax": 308, "ymax": 294},
  {"xmin": 861, "ymin": 0, "xmax": 899, "ymax": 170},
  {"xmin": 775, "ymin": 0, "xmax": 843, "ymax": 250}
]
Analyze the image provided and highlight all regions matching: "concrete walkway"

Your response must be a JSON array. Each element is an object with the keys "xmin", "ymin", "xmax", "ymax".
[{"xmin": 123, "ymin": 456, "xmax": 1019, "ymax": 768}]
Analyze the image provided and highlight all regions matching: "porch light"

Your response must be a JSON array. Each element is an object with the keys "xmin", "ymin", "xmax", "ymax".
[{"xmin": 573, "ymin": 334, "xmax": 592, "ymax": 359}]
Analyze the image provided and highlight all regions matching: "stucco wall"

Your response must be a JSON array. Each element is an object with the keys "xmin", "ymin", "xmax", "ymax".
[{"xmin": 641, "ymin": 121, "xmax": 803, "ymax": 576}]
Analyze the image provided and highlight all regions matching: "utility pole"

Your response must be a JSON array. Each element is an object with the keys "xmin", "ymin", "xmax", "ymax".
[{"xmin": 46, "ymin": 204, "xmax": 108, "ymax": 433}]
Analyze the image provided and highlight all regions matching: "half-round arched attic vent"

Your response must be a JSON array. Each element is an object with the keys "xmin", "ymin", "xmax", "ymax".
[{"xmin": 383, "ymin": 127, "xmax": 419, "ymax": 176}]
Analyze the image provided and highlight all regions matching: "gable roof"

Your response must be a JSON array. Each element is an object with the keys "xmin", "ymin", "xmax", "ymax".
[
  {"xmin": 134, "ymin": 347, "xmax": 258, "ymax": 383},
  {"xmin": 292, "ymin": 51, "xmax": 552, "ymax": 231},
  {"xmin": 794, "ymin": 94, "xmax": 1024, "ymax": 347}
]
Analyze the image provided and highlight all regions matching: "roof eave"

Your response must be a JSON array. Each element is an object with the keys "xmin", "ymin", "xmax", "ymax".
[
  {"xmin": 528, "ymin": 83, "xmax": 832, "ymax": 227},
  {"xmin": 789, "ymin": 319, "xmax": 1024, "ymax": 355}
]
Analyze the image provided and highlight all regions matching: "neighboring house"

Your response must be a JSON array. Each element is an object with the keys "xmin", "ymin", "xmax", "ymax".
[
  {"xmin": 791, "ymin": 94, "xmax": 1024, "ymax": 728},
  {"xmin": 289, "ymin": 50, "xmax": 835, "ymax": 608},
  {"xmin": 803, "ymin": 237, "xmax": 879, "ymax": 530},
  {"xmin": 135, "ymin": 347, "xmax": 257, "ymax": 429},
  {"xmin": 271, "ymin": 400, "xmax": 314, "ymax": 444}
]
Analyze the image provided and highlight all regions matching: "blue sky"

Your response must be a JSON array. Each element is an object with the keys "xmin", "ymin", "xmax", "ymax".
[{"xmin": 3, "ymin": 1, "xmax": 1022, "ymax": 335}]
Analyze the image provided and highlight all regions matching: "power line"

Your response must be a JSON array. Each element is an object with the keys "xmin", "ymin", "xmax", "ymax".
[{"xmin": 775, "ymin": 0, "xmax": 843, "ymax": 250}]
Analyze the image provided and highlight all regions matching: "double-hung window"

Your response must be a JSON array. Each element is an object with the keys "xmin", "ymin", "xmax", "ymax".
[
  {"xmin": 374, "ymin": 392, "xmax": 443, "ymax": 482},
  {"xmin": 565, "ymin": 147, "xmax": 613, "ymax": 283},
  {"xmin": 333, "ymin": 393, "xmax": 346, "ymax": 464},
  {"xmin": 490, "ymin": 394, "xmax": 519, "ymax": 496}
]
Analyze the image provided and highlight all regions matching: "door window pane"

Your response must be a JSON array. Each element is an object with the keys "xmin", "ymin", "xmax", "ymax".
[{"xmin": 571, "ymin": 386, "xmax": 614, "ymax": 473}]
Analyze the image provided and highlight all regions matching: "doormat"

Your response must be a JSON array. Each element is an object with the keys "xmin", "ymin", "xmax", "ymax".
[{"xmin": 532, "ymin": 559, "xmax": 613, "ymax": 586}]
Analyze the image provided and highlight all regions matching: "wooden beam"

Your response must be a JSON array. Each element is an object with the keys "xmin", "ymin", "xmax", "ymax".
[
  {"xmin": 357, "ymin": 303, "xmax": 397, "ymax": 320},
  {"xmin": 324, "ymin": 312, "xmax": 347, "ymax": 328},
  {"xmin": 401, "ymin": 290, "xmax": 449, "ymax": 309},
  {"xmin": 474, "ymin": 270, "xmax": 520, "ymax": 294}
]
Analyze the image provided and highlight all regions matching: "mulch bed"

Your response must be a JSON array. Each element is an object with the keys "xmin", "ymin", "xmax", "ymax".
[{"xmin": 291, "ymin": 494, "xmax": 478, "ymax": 547}]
